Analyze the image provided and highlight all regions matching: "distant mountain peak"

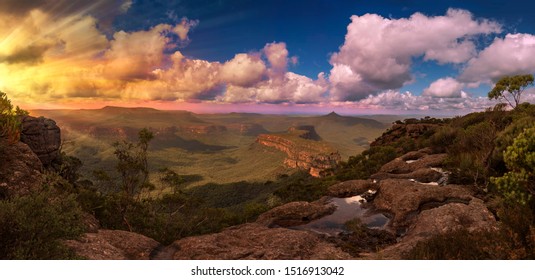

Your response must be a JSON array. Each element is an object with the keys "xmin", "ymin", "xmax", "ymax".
[{"xmin": 325, "ymin": 111, "xmax": 341, "ymax": 117}]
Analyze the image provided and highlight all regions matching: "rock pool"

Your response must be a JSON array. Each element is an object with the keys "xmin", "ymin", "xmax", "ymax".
[{"xmin": 292, "ymin": 195, "xmax": 389, "ymax": 236}]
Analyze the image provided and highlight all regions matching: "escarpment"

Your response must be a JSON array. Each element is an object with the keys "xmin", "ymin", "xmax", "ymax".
[{"xmin": 256, "ymin": 127, "xmax": 341, "ymax": 177}]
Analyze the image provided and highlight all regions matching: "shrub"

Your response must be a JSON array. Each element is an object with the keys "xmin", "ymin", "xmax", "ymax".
[
  {"xmin": 0, "ymin": 91, "xmax": 28, "ymax": 144},
  {"xmin": 0, "ymin": 188, "xmax": 85, "ymax": 259},
  {"xmin": 492, "ymin": 127, "xmax": 535, "ymax": 205},
  {"xmin": 336, "ymin": 145, "xmax": 397, "ymax": 180},
  {"xmin": 405, "ymin": 229, "xmax": 513, "ymax": 260}
]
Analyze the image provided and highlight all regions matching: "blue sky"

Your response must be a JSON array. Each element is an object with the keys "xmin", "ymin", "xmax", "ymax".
[
  {"xmin": 1, "ymin": 0, "xmax": 535, "ymax": 114},
  {"xmin": 113, "ymin": 0, "xmax": 535, "ymax": 96}
]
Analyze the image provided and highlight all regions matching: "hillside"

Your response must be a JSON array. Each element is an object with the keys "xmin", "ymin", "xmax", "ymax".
[{"xmin": 30, "ymin": 107, "xmax": 386, "ymax": 187}]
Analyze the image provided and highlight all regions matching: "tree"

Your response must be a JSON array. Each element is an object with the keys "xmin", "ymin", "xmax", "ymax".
[
  {"xmin": 488, "ymin": 74, "xmax": 534, "ymax": 109},
  {"xmin": 113, "ymin": 128, "xmax": 154, "ymax": 198}
]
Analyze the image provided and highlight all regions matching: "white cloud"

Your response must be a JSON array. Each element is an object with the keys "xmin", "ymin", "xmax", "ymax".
[
  {"xmin": 356, "ymin": 90, "xmax": 497, "ymax": 111},
  {"xmin": 220, "ymin": 53, "xmax": 266, "ymax": 87},
  {"xmin": 219, "ymin": 72, "xmax": 328, "ymax": 104},
  {"xmin": 460, "ymin": 33, "xmax": 535, "ymax": 83},
  {"xmin": 423, "ymin": 77, "xmax": 464, "ymax": 98},
  {"xmin": 329, "ymin": 9, "xmax": 501, "ymax": 101}
]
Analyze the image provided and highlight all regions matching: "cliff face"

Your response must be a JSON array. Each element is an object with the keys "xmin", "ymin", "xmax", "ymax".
[
  {"xmin": 1, "ymin": 115, "xmax": 63, "ymax": 196},
  {"xmin": 256, "ymin": 134, "xmax": 341, "ymax": 177}
]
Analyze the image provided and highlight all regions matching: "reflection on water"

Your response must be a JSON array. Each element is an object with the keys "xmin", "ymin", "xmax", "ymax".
[{"xmin": 292, "ymin": 195, "xmax": 389, "ymax": 236}]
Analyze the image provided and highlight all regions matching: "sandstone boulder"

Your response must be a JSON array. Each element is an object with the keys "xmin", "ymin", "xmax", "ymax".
[
  {"xmin": 0, "ymin": 141, "xmax": 43, "ymax": 197},
  {"xmin": 20, "ymin": 116, "xmax": 61, "ymax": 166},
  {"xmin": 256, "ymin": 199, "xmax": 335, "ymax": 227},
  {"xmin": 377, "ymin": 198, "xmax": 497, "ymax": 259},
  {"xmin": 326, "ymin": 180, "xmax": 377, "ymax": 198},
  {"xmin": 64, "ymin": 230, "xmax": 160, "ymax": 260},
  {"xmin": 373, "ymin": 179, "xmax": 473, "ymax": 229},
  {"xmin": 165, "ymin": 223, "xmax": 352, "ymax": 260}
]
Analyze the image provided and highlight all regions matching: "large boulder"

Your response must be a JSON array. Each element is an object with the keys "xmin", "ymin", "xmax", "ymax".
[
  {"xmin": 373, "ymin": 179, "xmax": 473, "ymax": 229},
  {"xmin": 64, "ymin": 230, "xmax": 160, "ymax": 260},
  {"xmin": 0, "ymin": 141, "xmax": 43, "ymax": 198},
  {"xmin": 371, "ymin": 149, "xmax": 449, "ymax": 184},
  {"xmin": 163, "ymin": 223, "xmax": 352, "ymax": 260},
  {"xmin": 256, "ymin": 199, "xmax": 335, "ymax": 227},
  {"xmin": 20, "ymin": 116, "xmax": 61, "ymax": 166},
  {"xmin": 376, "ymin": 198, "xmax": 497, "ymax": 259}
]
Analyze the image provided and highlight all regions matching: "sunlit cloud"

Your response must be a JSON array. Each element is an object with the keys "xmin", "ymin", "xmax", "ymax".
[{"xmin": 328, "ymin": 8, "xmax": 501, "ymax": 101}]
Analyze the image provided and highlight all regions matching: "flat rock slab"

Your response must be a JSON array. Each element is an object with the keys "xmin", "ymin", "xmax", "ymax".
[
  {"xmin": 326, "ymin": 180, "xmax": 377, "ymax": 198},
  {"xmin": 371, "ymin": 168, "xmax": 443, "ymax": 183},
  {"xmin": 64, "ymin": 230, "xmax": 160, "ymax": 260},
  {"xmin": 256, "ymin": 199, "xmax": 336, "ymax": 227},
  {"xmin": 168, "ymin": 223, "xmax": 352, "ymax": 260}
]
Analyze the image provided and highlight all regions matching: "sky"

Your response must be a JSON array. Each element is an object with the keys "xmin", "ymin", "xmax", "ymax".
[{"xmin": 1, "ymin": 0, "xmax": 535, "ymax": 115}]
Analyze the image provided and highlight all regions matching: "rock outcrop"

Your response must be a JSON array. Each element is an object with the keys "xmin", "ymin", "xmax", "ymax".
[
  {"xmin": 370, "ymin": 149, "xmax": 448, "ymax": 184},
  {"xmin": 161, "ymin": 223, "xmax": 352, "ymax": 260},
  {"xmin": 64, "ymin": 230, "xmax": 160, "ymax": 260},
  {"xmin": 327, "ymin": 179, "xmax": 377, "ymax": 198},
  {"xmin": 370, "ymin": 121, "xmax": 442, "ymax": 148},
  {"xmin": 256, "ymin": 133, "xmax": 341, "ymax": 177},
  {"xmin": 372, "ymin": 179, "xmax": 474, "ymax": 229},
  {"xmin": 376, "ymin": 198, "xmax": 497, "ymax": 259},
  {"xmin": 256, "ymin": 199, "xmax": 336, "ymax": 227},
  {"xmin": 20, "ymin": 116, "xmax": 61, "ymax": 166},
  {"xmin": 0, "ymin": 141, "xmax": 43, "ymax": 198}
]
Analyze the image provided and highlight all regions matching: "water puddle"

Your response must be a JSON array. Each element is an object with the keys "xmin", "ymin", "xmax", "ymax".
[{"xmin": 292, "ymin": 195, "xmax": 389, "ymax": 236}]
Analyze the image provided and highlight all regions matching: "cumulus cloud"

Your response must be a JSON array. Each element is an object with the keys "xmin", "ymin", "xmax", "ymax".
[
  {"xmin": 220, "ymin": 53, "xmax": 266, "ymax": 87},
  {"xmin": 220, "ymin": 72, "xmax": 328, "ymax": 104},
  {"xmin": 356, "ymin": 90, "xmax": 496, "ymax": 111},
  {"xmin": 122, "ymin": 51, "xmax": 222, "ymax": 102},
  {"xmin": 217, "ymin": 42, "xmax": 327, "ymax": 104},
  {"xmin": 264, "ymin": 42, "xmax": 290, "ymax": 77},
  {"xmin": 423, "ymin": 77, "xmax": 465, "ymax": 98},
  {"xmin": 460, "ymin": 33, "xmax": 535, "ymax": 83},
  {"xmin": 329, "ymin": 9, "xmax": 501, "ymax": 101},
  {"xmin": 103, "ymin": 24, "xmax": 184, "ymax": 81}
]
